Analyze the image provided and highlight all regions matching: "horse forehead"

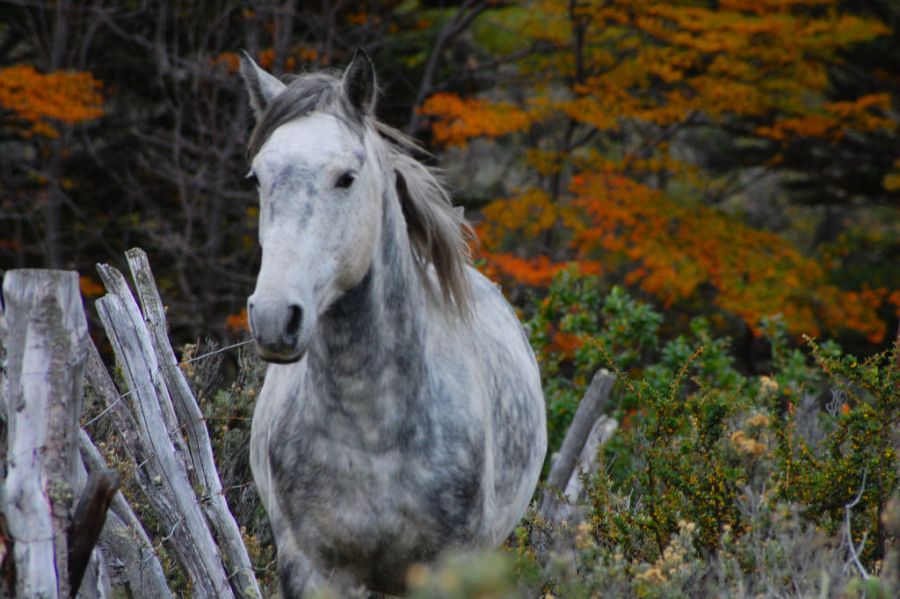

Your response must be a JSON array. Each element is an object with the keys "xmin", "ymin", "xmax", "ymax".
[{"xmin": 256, "ymin": 113, "xmax": 362, "ymax": 169}]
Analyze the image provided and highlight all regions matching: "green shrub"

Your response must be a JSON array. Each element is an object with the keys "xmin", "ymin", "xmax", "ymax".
[{"xmin": 519, "ymin": 268, "xmax": 899, "ymax": 597}]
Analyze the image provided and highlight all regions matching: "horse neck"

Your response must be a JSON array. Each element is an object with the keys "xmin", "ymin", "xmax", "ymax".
[{"xmin": 306, "ymin": 175, "xmax": 427, "ymax": 419}]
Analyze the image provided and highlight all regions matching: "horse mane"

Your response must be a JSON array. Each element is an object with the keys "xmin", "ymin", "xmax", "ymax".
[
  {"xmin": 246, "ymin": 71, "xmax": 474, "ymax": 315},
  {"xmin": 376, "ymin": 123, "xmax": 474, "ymax": 314}
]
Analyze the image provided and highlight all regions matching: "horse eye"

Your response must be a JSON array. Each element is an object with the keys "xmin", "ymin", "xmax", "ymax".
[
  {"xmin": 246, "ymin": 170, "xmax": 259, "ymax": 187},
  {"xmin": 335, "ymin": 171, "xmax": 356, "ymax": 189}
]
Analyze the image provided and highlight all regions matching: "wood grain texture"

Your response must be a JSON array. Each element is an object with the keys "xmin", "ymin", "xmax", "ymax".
[
  {"xmin": 95, "ymin": 264, "xmax": 233, "ymax": 599},
  {"xmin": 2, "ymin": 270, "xmax": 88, "ymax": 598},
  {"xmin": 125, "ymin": 248, "xmax": 260, "ymax": 598}
]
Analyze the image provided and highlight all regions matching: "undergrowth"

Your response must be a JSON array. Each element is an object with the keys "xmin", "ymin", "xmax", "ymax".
[
  {"xmin": 87, "ymin": 267, "xmax": 898, "ymax": 597},
  {"xmin": 406, "ymin": 268, "xmax": 899, "ymax": 598}
]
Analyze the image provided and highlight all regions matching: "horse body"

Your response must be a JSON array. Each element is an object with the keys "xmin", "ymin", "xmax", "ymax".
[{"xmin": 241, "ymin": 51, "xmax": 546, "ymax": 597}]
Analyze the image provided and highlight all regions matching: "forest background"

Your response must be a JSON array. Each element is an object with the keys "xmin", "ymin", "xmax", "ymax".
[
  {"xmin": 3, "ymin": 1, "xmax": 900, "ymax": 596},
  {"xmin": 1, "ymin": 0, "xmax": 898, "ymax": 364}
]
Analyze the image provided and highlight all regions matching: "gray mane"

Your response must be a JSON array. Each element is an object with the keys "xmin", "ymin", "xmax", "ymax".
[{"xmin": 246, "ymin": 71, "xmax": 474, "ymax": 314}]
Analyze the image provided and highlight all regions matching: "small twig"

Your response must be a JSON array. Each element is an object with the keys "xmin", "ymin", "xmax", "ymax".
[{"xmin": 844, "ymin": 468, "xmax": 869, "ymax": 579}]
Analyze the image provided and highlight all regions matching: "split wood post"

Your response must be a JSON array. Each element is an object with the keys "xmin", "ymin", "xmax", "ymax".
[
  {"xmin": 539, "ymin": 369, "xmax": 617, "ymax": 522},
  {"xmin": 1, "ymin": 270, "xmax": 88, "ymax": 598},
  {"xmin": 125, "ymin": 248, "xmax": 261, "ymax": 599},
  {"xmin": 94, "ymin": 264, "xmax": 234, "ymax": 599},
  {"xmin": 550, "ymin": 416, "xmax": 619, "ymax": 524}
]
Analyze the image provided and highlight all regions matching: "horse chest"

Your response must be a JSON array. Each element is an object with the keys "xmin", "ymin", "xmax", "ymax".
[{"xmin": 267, "ymin": 405, "xmax": 487, "ymax": 587}]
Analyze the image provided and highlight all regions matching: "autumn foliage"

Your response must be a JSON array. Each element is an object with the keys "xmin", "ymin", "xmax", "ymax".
[
  {"xmin": 424, "ymin": 0, "xmax": 898, "ymax": 343},
  {"xmin": 2, "ymin": 0, "xmax": 896, "ymax": 353},
  {"xmin": 0, "ymin": 64, "xmax": 104, "ymax": 138}
]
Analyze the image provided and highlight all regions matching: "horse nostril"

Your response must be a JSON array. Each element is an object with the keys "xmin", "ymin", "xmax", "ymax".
[
  {"xmin": 248, "ymin": 301, "xmax": 257, "ymax": 334},
  {"xmin": 286, "ymin": 304, "xmax": 303, "ymax": 337}
]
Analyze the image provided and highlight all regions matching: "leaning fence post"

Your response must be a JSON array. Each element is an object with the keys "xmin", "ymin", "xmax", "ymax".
[
  {"xmin": 125, "ymin": 248, "xmax": 261, "ymax": 599},
  {"xmin": 1, "ymin": 270, "xmax": 88, "ymax": 598},
  {"xmin": 539, "ymin": 369, "xmax": 617, "ymax": 522},
  {"xmin": 95, "ymin": 263, "xmax": 234, "ymax": 599}
]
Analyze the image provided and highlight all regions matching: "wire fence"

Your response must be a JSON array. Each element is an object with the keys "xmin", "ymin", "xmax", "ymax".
[{"xmin": 80, "ymin": 337, "xmax": 254, "ymax": 429}]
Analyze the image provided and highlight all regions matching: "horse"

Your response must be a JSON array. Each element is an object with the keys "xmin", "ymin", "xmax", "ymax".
[{"xmin": 239, "ymin": 49, "xmax": 547, "ymax": 598}]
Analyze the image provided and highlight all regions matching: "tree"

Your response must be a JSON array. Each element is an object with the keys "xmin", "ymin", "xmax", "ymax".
[
  {"xmin": 0, "ymin": 1, "xmax": 108, "ymax": 271},
  {"xmin": 421, "ymin": 0, "xmax": 899, "ymax": 353}
]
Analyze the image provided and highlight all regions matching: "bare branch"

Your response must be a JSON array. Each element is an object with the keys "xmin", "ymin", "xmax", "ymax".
[{"xmin": 844, "ymin": 468, "xmax": 869, "ymax": 579}]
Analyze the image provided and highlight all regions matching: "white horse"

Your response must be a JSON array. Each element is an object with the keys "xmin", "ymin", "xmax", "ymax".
[{"xmin": 240, "ymin": 50, "xmax": 546, "ymax": 597}]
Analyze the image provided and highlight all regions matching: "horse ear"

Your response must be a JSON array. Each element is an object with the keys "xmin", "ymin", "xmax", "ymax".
[
  {"xmin": 239, "ymin": 50, "xmax": 286, "ymax": 119},
  {"xmin": 342, "ymin": 49, "xmax": 377, "ymax": 116}
]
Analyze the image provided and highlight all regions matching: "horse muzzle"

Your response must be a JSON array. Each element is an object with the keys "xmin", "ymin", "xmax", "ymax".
[{"xmin": 247, "ymin": 296, "xmax": 310, "ymax": 363}]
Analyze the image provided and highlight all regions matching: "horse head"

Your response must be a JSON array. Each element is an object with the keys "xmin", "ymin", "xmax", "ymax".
[{"xmin": 240, "ymin": 51, "xmax": 382, "ymax": 363}]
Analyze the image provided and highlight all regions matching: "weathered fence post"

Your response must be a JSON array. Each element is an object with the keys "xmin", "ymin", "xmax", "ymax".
[
  {"xmin": 1, "ymin": 270, "xmax": 87, "ymax": 598},
  {"xmin": 78, "ymin": 429, "xmax": 173, "ymax": 599},
  {"xmin": 539, "ymin": 369, "xmax": 617, "ymax": 522},
  {"xmin": 1, "ymin": 256, "xmax": 261, "ymax": 598},
  {"xmin": 94, "ymin": 263, "xmax": 236, "ymax": 599},
  {"xmin": 124, "ymin": 248, "xmax": 261, "ymax": 598}
]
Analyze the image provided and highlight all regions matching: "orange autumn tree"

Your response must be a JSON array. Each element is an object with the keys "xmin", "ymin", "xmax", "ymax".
[
  {"xmin": 0, "ymin": 64, "xmax": 104, "ymax": 138},
  {"xmin": 421, "ymin": 0, "xmax": 897, "ymax": 343}
]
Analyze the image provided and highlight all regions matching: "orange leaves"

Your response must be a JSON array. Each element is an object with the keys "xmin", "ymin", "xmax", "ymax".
[
  {"xmin": 210, "ymin": 51, "xmax": 241, "ymax": 73},
  {"xmin": 424, "ymin": 1, "xmax": 887, "ymax": 149},
  {"xmin": 482, "ymin": 254, "xmax": 567, "ymax": 287},
  {"xmin": 597, "ymin": 1, "xmax": 881, "ymax": 123},
  {"xmin": 0, "ymin": 64, "xmax": 104, "ymax": 137},
  {"xmin": 418, "ymin": 93, "xmax": 532, "ymax": 146},
  {"xmin": 480, "ymin": 252, "xmax": 602, "ymax": 288},
  {"xmin": 479, "ymin": 189, "xmax": 557, "ymax": 248},
  {"xmin": 210, "ymin": 47, "xmax": 320, "ymax": 74},
  {"xmin": 477, "ymin": 169, "xmax": 893, "ymax": 342},
  {"xmin": 756, "ymin": 94, "xmax": 894, "ymax": 143},
  {"xmin": 429, "ymin": 0, "xmax": 895, "ymax": 344},
  {"xmin": 226, "ymin": 308, "xmax": 249, "ymax": 333},
  {"xmin": 79, "ymin": 276, "xmax": 104, "ymax": 298},
  {"xmin": 571, "ymin": 172, "xmax": 887, "ymax": 339}
]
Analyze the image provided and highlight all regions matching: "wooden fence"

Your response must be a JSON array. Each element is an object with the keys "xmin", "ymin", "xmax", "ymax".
[
  {"xmin": 0, "ymin": 249, "xmax": 260, "ymax": 598},
  {"xmin": 0, "ymin": 248, "xmax": 616, "ymax": 598}
]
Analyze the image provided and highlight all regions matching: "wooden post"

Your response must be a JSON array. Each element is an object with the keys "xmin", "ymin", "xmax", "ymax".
[
  {"xmin": 94, "ymin": 264, "xmax": 234, "ymax": 599},
  {"xmin": 125, "ymin": 248, "xmax": 261, "ymax": 599},
  {"xmin": 539, "ymin": 369, "xmax": 617, "ymax": 522},
  {"xmin": 2, "ymin": 270, "xmax": 88, "ymax": 598},
  {"xmin": 549, "ymin": 416, "xmax": 618, "ymax": 523},
  {"xmin": 78, "ymin": 430, "xmax": 173, "ymax": 599}
]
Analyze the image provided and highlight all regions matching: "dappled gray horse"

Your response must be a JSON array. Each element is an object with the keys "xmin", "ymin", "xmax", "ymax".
[{"xmin": 240, "ymin": 50, "xmax": 546, "ymax": 597}]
